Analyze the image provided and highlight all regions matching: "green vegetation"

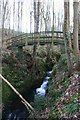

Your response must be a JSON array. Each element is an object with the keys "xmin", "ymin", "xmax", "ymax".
[
  {"xmin": 33, "ymin": 48, "xmax": 79, "ymax": 119},
  {"xmin": 34, "ymin": 95, "xmax": 46, "ymax": 111},
  {"xmin": 2, "ymin": 46, "xmax": 60, "ymax": 109},
  {"xmin": 2, "ymin": 45, "xmax": 79, "ymax": 119}
]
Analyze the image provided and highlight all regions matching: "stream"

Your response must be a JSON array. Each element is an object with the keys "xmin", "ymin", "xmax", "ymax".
[
  {"xmin": 36, "ymin": 71, "xmax": 52, "ymax": 96},
  {"xmin": 2, "ymin": 70, "xmax": 52, "ymax": 120}
]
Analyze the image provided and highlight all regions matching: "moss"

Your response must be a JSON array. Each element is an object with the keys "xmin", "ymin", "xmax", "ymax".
[
  {"xmin": 34, "ymin": 95, "xmax": 46, "ymax": 111},
  {"xmin": 52, "ymin": 64, "xmax": 58, "ymax": 76},
  {"xmin": 58, "ymin": 54, "xmax": 68, "ymax": 71}
]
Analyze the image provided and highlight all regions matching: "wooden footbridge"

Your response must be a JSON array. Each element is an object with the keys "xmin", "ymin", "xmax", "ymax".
[{"xmin": 5, "ymin": 31, "xmax": 80, "ymax": 49}]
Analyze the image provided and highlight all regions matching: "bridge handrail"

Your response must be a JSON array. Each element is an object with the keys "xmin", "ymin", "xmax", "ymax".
[
  {"xmin": 5, "ymin": 31, "xmax": 80, "ymax": 48},
  {"xmin": 6, "ymin": 31, "xmax": 65, "ymax": 40}
]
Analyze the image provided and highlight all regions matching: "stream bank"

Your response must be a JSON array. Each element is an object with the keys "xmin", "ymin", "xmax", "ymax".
[
  {"xmin": 31, "ymin": 53, "xmax": 80, "ymax": 120},
  {"xmin": 2, "ymin": 46, "xmax": 60, "ymax": 119}
]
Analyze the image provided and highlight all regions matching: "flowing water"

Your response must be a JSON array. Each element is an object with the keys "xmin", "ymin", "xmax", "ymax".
[
  {"xmin": 2, "ymin": 70, "xmax": 53, "ymax": 120},
  {"xmin": 36, "ymin": 71, "xmax": 52, "ymax": 96}
]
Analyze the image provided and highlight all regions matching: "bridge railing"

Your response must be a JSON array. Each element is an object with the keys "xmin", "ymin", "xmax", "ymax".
[
  {"xmin": 6, "ymin": 33, "xmax": 27, "ymax": 48},
  {"xmin": 5, "ymin": 31, "xmax": 80, "ymax": 48}
]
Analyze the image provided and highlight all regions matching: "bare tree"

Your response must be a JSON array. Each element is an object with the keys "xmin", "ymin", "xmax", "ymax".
[
  {"xmin": 73, "ymin": 0, "xmax": 79, "ymax": 65},
  {"xmin": 67, "ymin": 1, "xmax": 72, "ymax": 49},
  {"xmin": 36, "ymin": 1, "xmax": 40, "ymax": 32},
  {"xmin": 64, "ymin": 0, "xmax": 72, "ymax": 72},
  {"xmin": 33, "ymin": 0, "xmax": 41, "ymax": 69},
  {"xmin": 52, "ymin": 0, "xmax": 54, "ymax": 46},
  {"xmin": 8, "ymin": 7, "xmax": 11, "ymax": 35},
  {"xmin": 33, "ymin": 0, "xmax": 37, "ymax": 60},
  {"xmin": 2, "ymin": 0, "xmax": 8, "ymax": 46},
  {"xmin": 18, "ymin": 1, "xmax": 20, "ymax": 34},
  {"xmin": 13, "ymin": 0, "xmax": 15, "ymax": 34},
  {"xmin": 30, "ymin": 11, "xmax": 33, "ymax": 33},
  {"xmin": 21, "ymin": 2, "xmax": 23, "ymax": 32},
  {"xmin": 43, "ymin": 4, "xmax": 51, "ymax": 31}
]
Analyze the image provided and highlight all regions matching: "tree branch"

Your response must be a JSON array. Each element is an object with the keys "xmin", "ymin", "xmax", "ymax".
[{"xmin": 0, "ymin": 74, "xmax": 35, "ymax": 114}]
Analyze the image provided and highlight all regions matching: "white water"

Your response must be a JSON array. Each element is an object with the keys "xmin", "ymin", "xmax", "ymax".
[{"xmin": 36, "ymin": 70, "xmax": 52, "ymax": 96}]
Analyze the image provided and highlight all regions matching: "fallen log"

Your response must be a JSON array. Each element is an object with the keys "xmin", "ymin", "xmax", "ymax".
[{"xmin": 0, "ymin": 74, "xmax": 35, "ymax": 114}]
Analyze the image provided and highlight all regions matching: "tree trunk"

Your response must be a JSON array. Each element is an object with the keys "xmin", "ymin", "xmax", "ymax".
[
  {"xmin": 18, "ymin": 1, "xmax": 20, "ymax": 34},
  {"xmin": 67, "ymin": 2, "xmax": 72, "ymax": 49},
  {"xmin": 73, "ymin": 1, "xmax": 79, "ymax": 65},
  {"xmin": 33, "ymin": 1, "xmax": 37, "ymax": 67},
  {"xmin": 64, "ymin": 1, "xmax": 72, "ymax": 73},
  {"xmin": 32, "ymin": 0, "xmax": 40, "ymax": 72},
  {"xmin": 2, "ymin": 0, "xmax": 8, "ymax": 48},
  {"xmin": 52, "ymin": 0, "xmax": 54, "ymax": 47}
]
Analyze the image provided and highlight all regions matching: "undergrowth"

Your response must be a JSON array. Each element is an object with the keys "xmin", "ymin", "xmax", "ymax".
[{"xmin": 33, "ymin": 52, "xmax": 79, "ymax": 119}]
